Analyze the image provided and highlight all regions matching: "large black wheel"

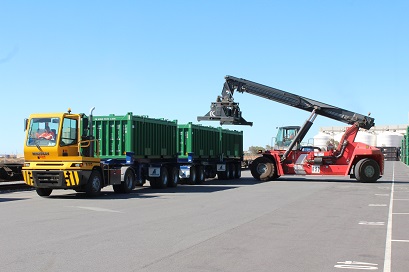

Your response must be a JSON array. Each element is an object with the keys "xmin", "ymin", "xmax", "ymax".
[
  {"xmin": 235, "ymin": 163, "xmax": 241, "ymax": 179},
  {"xmin": 168, "ymin": 167, "xmax": 179, "ymax": 187},
  {"xmin": 114, "ymin": 168, "xmax": 136, "ymax": 193},
  {"xmin": 354, "ymin": 158, "xmax": 380, "ymax": 183},
  {"xmin": 250, "ymin": 156, "xmax": 276, "ymax": 181},
  {"xmin": 150, "ymin": 167, "xmax": 169, "ymax": 189},
  {"xmin": 86, "ymin": 170, "xmax": 102, "ymax": 197},
  {"xmin": 36, "ymin": 188, "xmax": 53, "ymax": 197},
  {"xmin": 229, "ymin": 163, "xmax": 236, "ymax": 179},
  {"xmin": 196, "ymin": 166, "xmax": 205, "ymax": 184},
  {"xmin": 224, "ymin": 163, "xmax": 231, "ymax": 179},
  {"xmin": 188, "ymin": 166, "xmax": 197, "ymax": 185}
]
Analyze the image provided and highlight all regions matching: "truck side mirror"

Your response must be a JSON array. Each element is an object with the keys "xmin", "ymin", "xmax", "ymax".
[{"xmin": 24, "ymin": 118, "xmax": 28, "ymax": 131}]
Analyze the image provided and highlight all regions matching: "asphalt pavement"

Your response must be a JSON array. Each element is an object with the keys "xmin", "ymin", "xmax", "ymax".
[{"xmin": 0, "ymin": 161, "xmax": 408, "ymax": 272}]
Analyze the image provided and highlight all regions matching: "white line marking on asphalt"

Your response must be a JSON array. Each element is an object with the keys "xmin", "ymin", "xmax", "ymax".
[
  {"xmin": 394, "ymin": 199, "xmax": 409, "ymax": 201},
  {"xmin": 368, "ymin": 204, "xmax": 387, "ymax": 207},
  {"xmin": 392, "ymin": 213, "xmax": 409, "ymax": 215},
  {"xmin": 375, "ymin": 194, "xmax": 389, "ymax": 196},
  {"xmin": 359, "ymin": 221, "xmax": 385, "ymax": 226},
  {"xmin": 391, "ymin": 240, "xmax": 409, "ymax": 243},
  {"xmin": 68, "ymin": 206, "xmax": 124, "ymax": 213},
  {"xmin": 334, "ymin": 261, "xmax": 378, "ymax": 270},
  {"xmin": 383, "ymin": 162, "xmax": 395, "ymax": 272}
]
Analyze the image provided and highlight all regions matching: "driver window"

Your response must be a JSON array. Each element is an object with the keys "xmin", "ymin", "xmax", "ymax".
[{"xmin": 60, "ymin": 118, "xmax": 78, "ymax": 146}]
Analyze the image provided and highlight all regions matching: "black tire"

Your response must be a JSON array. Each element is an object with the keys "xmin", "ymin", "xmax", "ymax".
[
  {"xmin": 188, "ymin": 166, "xmax": 197, "ymax": 185},
  {"xmin": 151, "ymin": 167, "xmax": 169, "ymax": 189},
  {"xmin": 196, "ymin": 166, "xmax": 205, "ymax": 184},
  {"xmin": 114, "ymin": 168, "xmax": 135, "ymax": 193},
  {"xmin": 36, "ymin": 188, "xmax": 53, "ymax": 197},
  {"xmin": 229, "ymin": 163, "xmax": 236, "ymax": 179},
  {"xmin": 225, "ymin": 163, "xmax": 232, "ymax": 179},
  {"xmin": 250, "ymin": 156, "xmax": 275, "ymax": 181},
  {"xmin": 235, "ymin": 163, "xmax": 241, "ymax": 179},
  {"xmin": 354, "ymin": 158, "xmax": 380, "ymax": 183},
  {"xmin": 85, "ymin": 170, "xmax": 102, "ymax": 197},
  {"xmin": 168, "ymin": 167, "xmax": 179, "ymax": 187}
]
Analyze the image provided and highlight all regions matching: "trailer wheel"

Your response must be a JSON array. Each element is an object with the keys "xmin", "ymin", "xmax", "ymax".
[
  {"xmin": 224, "ymin": 164, "xmax": 232, "ymax": 179},
  {"xmin": 188, "ymin": 166, "xmax": 197, "ymax": 185},
  {"xmin": 196, "ymin": 166, "xmax": 205, "ymax": 184},
  {"xmin": 235, "ymin": 163, "xmax": 241, "ymax": 179},
  {"xmin": 229, "ymin": 163, "xmax": 236, "ymax": 179},
  {"xmin": 151, "ymin": 167, "xmax": 169, "ymax": 188},
  {"xmin": 354, "ymin": 158, "xmax": 380, "ymax": 183},
  {"xmin": 114, "ymin": 168, "xmax": 135, "ymax": 193},
  {"xmin": 251, "ymin": 156, "xmax": 275, "ymax": 181},
  {"xmin": 85, "ymin": 170, "xmax": 102, "ymax": 197},
  {"xmin": 168, "ymin": 167, "xmax": 179, "ymax": 187},
  {"xmin": 36, "ymin": 188, "xmax": 53, "ymax": 197}
]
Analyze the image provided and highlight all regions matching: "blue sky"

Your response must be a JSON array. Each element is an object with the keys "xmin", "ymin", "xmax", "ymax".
[{"xmin": 1, "ymin": 0, "xmax": 408, "ymax": 154}]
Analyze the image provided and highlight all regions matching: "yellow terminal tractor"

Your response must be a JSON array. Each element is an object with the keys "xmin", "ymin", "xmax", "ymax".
[{"xmin": 22, "ymin": 107, "xmax": 114, "ymax": 197}]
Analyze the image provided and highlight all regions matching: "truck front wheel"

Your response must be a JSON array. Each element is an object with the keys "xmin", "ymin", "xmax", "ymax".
[
  {"xmin": 354, "ymin": 158, "xmax": 380, "ymax": 183},
  {"xmin": 86, "ymin": 170, "xmax": 102, "ymax": 197},
  {"xmin": 36, "ymin": 188, "xmax": 52, "ymax": 197},
  {"xmin": 251, "ymin": 157, "xmax": 275, "ymax": 181}
]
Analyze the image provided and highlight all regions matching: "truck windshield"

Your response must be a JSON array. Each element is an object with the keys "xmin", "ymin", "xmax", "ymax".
[{"xmin": 26, "ymin": 118, "xmax": 60, "ymax": 147}]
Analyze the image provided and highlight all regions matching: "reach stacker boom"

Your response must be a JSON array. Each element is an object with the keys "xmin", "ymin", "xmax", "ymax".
[{"xmin": 198, "ymin": 76, "xmax": 384, "ymax": 182}]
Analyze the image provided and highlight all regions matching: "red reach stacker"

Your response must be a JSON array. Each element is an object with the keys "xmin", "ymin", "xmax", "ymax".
[{"xmin": 198, "ymin": 76, "xmax": 384, "ymax": 182}]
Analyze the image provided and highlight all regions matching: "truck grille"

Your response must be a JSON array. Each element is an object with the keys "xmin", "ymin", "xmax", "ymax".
[{"xmin": 35, "ymin": 172, "xmax": 61, "ymax": 184}]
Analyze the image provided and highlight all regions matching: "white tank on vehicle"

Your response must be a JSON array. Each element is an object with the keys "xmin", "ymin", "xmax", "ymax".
[
  {"xmin": 333, "ymin": 132, "xmax": 344, "ymax": 144},
  {"xmin": 355, "ymin": 131, "xmax": 377, "ymax": 146},
  {"xmin": 376, "ymin": 131, "xmax": 403, "ymax": 147},
  {"xmin": 313, "ymin": 132, "xmax": 332, "ymax": 151}
]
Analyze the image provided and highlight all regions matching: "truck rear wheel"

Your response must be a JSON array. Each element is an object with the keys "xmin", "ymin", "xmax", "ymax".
[
  {"xmin": 197, "ymin": 166, "xmax": 205, "ymax": 184},
  {"xmin": 36, "ymin": 188, "xmax": 53, "ymax": 197},
  {"xmin": 168, "ymin": 167, "xmax": 179, "ymax": 187},
  {"xmin": 150, "ymin": 167, "xmax": 169, "ymax": 188},
  {"xmin": 251, "ymin": 156, "xmax": 275, "ymax": 181},
  {"xmin": 114, "ymin": 168, "xmax": 135, "ymax": 193},
  {"xmin": 229, "ymin": 163, "xmax": 236, "ymax": 179},
  {"xmin": 235, "ymin": 163, "xmax": 241, "ymax": 179},
  {"xmin": 354, "ymin": 158, "xmax": 380, "ymax": 183},
  {"xmin": 188, "ymin": 166, "xmax": 197, "ymax": 185},
  {"xmin": 85, "ymin": 170, "xmax": 102, "ymax": 197},
  {"xmin": 224, "ymin": 164, "xmax": 230, "ymax": 179}
]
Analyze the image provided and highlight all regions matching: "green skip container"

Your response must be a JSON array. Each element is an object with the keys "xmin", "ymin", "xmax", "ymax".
[
  {"xmin": 219, "ymin": 127, "xmax": 243, "ymax": 158},
  {"xmin": 177, "ymin": 123, "xmax": 243, "ymax": 160},
  {"xmin": 93, "ymin": 113, "xmax": 178, "ymax": 160},
  {"xmin": 177, "ymin": 123, "xmax": 221, "ymax": 159}
]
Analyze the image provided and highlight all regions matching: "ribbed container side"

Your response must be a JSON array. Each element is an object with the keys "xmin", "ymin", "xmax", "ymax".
[
  {"xmin": 219, "ymin": 128, "xmax": 243, "ymax": 158},
  {"xmin": 177, "ymin": 123, "xmax": 220, "ymax": 159},
  {"xmin": 404, "ymin": 134, "xmax": 409, "ymax": 165},
  {"xmin": 93, "ymin": 113, "xmax": 177, "ymax": 159}
]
